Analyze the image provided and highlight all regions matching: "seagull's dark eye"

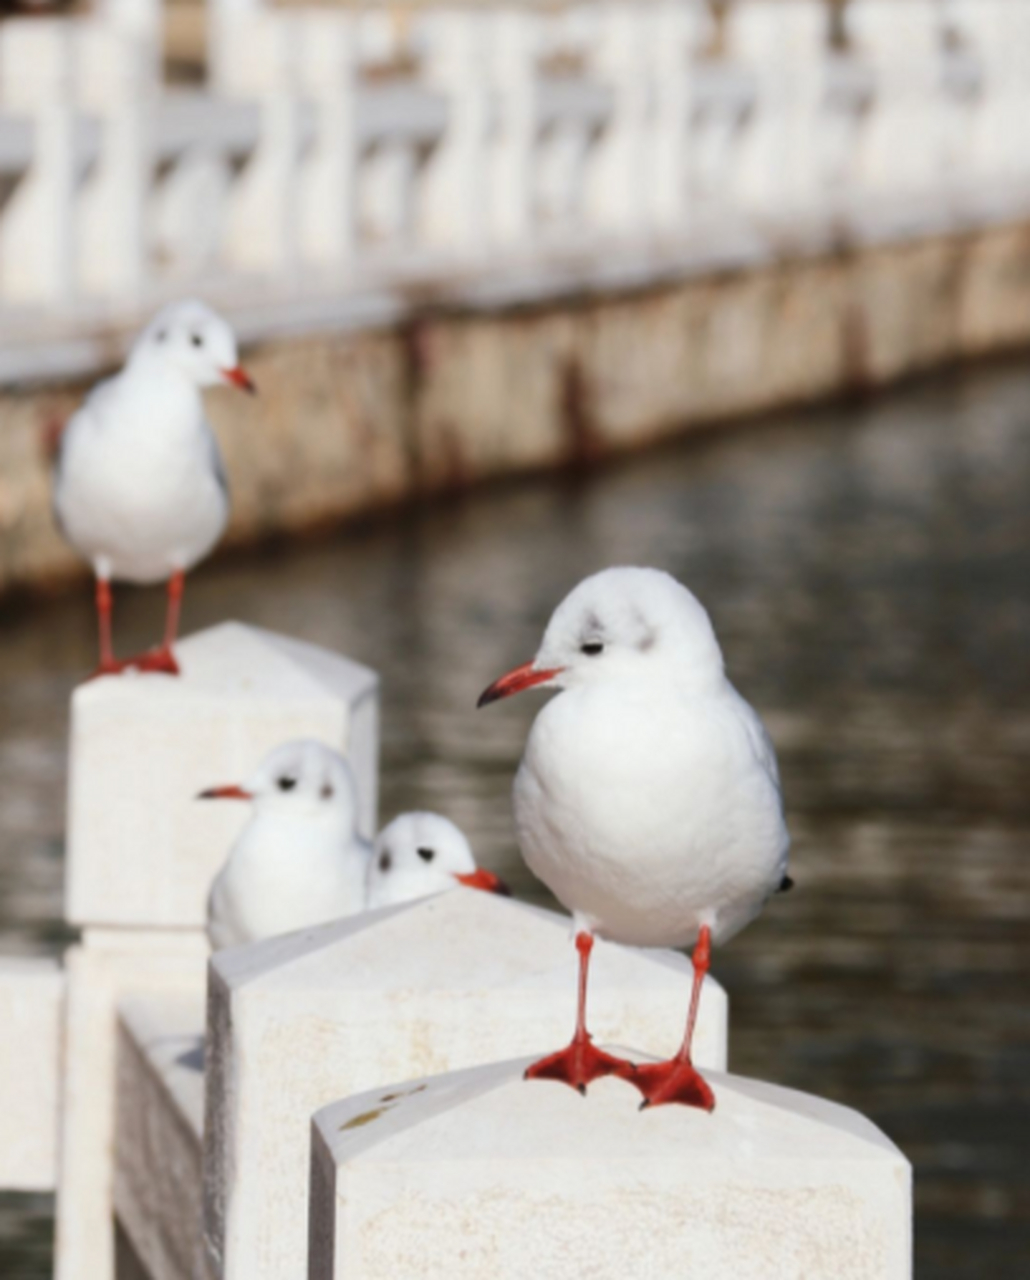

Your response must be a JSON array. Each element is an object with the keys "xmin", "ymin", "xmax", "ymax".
[
  {"xmin": 277, "ymin": 776, "xmax": 297, "ymax": 792},
  {"xmin": 191, "ymin": 332, "xmax": 204, "ymax": 348},
  {"xmin": 417, "ymin": 847, "xmax": 435, "ymax": 863},
  {"xmin": 378, "ymin": 851, "xmax": 392, "ymax": 873},
  {"xmin": 581, "ymin": 642, "xmax": 604, "ymax": 657}
]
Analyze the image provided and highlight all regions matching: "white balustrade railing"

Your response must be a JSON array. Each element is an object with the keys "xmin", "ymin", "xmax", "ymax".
[{"xmin": 0, "ymin": 0, "xmax": 1028, "ymax": 343}]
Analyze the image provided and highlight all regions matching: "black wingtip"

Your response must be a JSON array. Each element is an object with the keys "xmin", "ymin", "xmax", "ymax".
[{"xmin": 778, "ymin": 874, "xmax": 795, "ymax": 894}]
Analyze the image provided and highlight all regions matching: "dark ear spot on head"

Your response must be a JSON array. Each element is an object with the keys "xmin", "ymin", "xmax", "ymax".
[
  {"xmin": 417, "ymin": 847, "xmax": 435, "ymax": 863},
  {"xmin": 320, "ymin": 783, "xmax": 334, "ymax": 800},
  {"xmin": 378, "ymin": 851, "xmax": 392, "ymax": 873},
  {"xmin": 154, "ymin": 329, "xmax": 167, "ymax": 343},
  {"xmin": 637, "ymin": 627, "xmax": 657, "ymax": 652},
  {"xmin": 191, "ymin": 332, "xmax": 204, "ymax": 348}
]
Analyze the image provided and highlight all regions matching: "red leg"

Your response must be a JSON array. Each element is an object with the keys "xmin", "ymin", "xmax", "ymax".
[
  {"xmin": 129, "ymin": 571, "xmax": 183, "ymax": 676},
  {"xmin": 630, "ymin": 925, "xmax": 716, "ymax": 1112},
  {"xmin": 524, "ymin": 931, "xmax": 636, "ymax": 1095},
  {"xmin": 88, "ymin": 577, "xmax": 126, "ymax": 680}
]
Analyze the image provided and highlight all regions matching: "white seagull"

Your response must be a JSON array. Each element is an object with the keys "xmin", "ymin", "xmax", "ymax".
[
  {"xmin": 366, "ymin": 811, "xmax": 509, "ymax": 910},
  {"xmin": 478, "ymin": 566, "xmax": 791, "ymax": 1110},
  {"xmin": 201, "ymin": 741, "xmax": 370, "ymax": 951},
  {"xmin": 53, "ymin": 298, "xmax": 255, "ymax": 678}
]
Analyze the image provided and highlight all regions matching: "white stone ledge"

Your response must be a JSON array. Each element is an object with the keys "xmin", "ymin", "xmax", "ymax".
[
  {"xmin": 115, "ymin": 994, "xmax": 206, "ymax": 1280},
  {"xmin": 0, "ymin": 957, "xmax": 64, "ymax": 1192},
  {"xmin": 311, "ymin": 1053, "xmax": 913, "ymax": 1280},
  {"xmin": 203, "ymin": 890, "xmax": 728, "ymax": 1280},
  {"xmin": 66, "ymin": 622, "xmax": 379, "ymax": 931},
  {"xmin": 3, "ymin": 181, "xmax": 1030, "ymax": 391}
]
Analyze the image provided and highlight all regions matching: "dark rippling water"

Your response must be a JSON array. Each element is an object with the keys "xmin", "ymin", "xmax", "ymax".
[{"xmin": 1, "ymin": 360, "xmax": 1029, "ymax": 1279}]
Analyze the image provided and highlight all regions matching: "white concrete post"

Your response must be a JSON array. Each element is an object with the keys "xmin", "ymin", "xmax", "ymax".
[
  {"xmin": 0, "ymin": 19, "xmax": 78, "ymax": 306},
  {"xmin": 221, "ymin": 12, "xmax": 305, "ymax": 276},
  {"xmin": 489, "ymin": 9, "xmax": 538, "ymax": 246},
  {"xmin": 847, "ymin": 0, "xmax": 946, "ymax": 203},
  {"xmin": 732, "ymin": 0, "xmax": 828, "ymax": 221},
  {"xmin": 203, "ymin": 890, "xmax": 729, "ymax": 1280},
  {"xmin": 55, "ymin": 933, "xmax": 209, "ymax": 1280},
  {"xmin": 76, "ymin": 20, "xmax": 156, "ymax": 299},
  {"xmin": 420, "ymin": 10, "xmax": 491, "ymax": 254},
  {"xmin": 65, "ymin": 621, "xmax": 379, "ymax": 929},
  {"xmin": 955, "ymin": 0, "xmax": 1030, "ymax": 186},
  {"xmin": 649, "ymin": 0, "xmax": 697, "ymax": 234},
  {"xmin": 686, "ymin": 8, "xmax": 757, "ymax": 225},
  {"xmin": 584, "ymin": 2, "xmax": 650, "ymax": 236},
  {"xmin": 55, "ymin": 622, "xmax": 378, "ymax": 1280},
  {"xmin": 297, "ymin": 13, "xmax": 359, "ymax": 270},
  {"xmin": 310, "ymin": 1054, "xmax": 913, "ymax": 1280},
  {"xmin": 0, "ymin": 959, "xmax": 64, "ymax": 1193}
]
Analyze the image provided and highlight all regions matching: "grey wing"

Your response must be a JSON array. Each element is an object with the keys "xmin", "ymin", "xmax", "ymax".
[{"xmin": 206, "ymin": 426, "xmax": 229, "ymax": 500}]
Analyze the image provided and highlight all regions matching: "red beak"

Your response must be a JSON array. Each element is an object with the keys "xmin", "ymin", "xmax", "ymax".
[
  {"xmin": 477, "ymin": 660, "xmax": 563, "ymax": 708},
  {"xmin": 456, "ymin": 868, "xmax": 512, "ymax": 896},
  {"xmin": 197, "ymin": 784, "xmax": 253, "ymax": 801},
  {"xmin": 222, "ymin": 366, "xmax": 257, "ymax": 395}
]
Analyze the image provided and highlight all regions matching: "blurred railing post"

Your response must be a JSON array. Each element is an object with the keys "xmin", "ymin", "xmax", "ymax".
[
  {"xmin": 421, "ymin": 9, "xmax": 490, "ymax": 254},
  {"xmin": 297, "ymin": 12, "xmax": 359, "ymax": 271},
  {"xmin": 0, "ymin": 20, "xmax": 78, "ymax": 305},
  {"xmin": 77, "ymin": 22, "xmax": 156, "ymax": 300},
  {"xmin": 732, "ymin": 0, "xmax": 828, "ymax": 223},
  {"xmin": 218, "ymin": 12, "xmax": 305, "ymax": 276},
  {"xmin": 489, "ymin": 8, "xmax": 538, "ymax": 247},
  {"xmin": 584, "ymin": 4, "xmax": 650, "ymax": 236},
  {"xmin": 650, "ymin": 0, "xmax": 698, "ymax": 233}
]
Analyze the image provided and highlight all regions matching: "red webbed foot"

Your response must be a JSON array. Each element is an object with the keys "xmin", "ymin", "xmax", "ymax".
[
  {"xmin": 630, "ymin": 1057, "xmax": 715, "ymax": 1112},
  {"xmin": 524, "ymin": 1035, "xmax": 637, "ymax": 1096},
  {"xmin": 125, "ymin": 646, "xmax": 181, "ymax": 676}
]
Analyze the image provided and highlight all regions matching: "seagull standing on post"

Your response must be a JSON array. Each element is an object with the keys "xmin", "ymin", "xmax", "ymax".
[
  {"xmin": 53, "ymin": 298, "xmax": 255, "ymax": 678},
  {"xmin": 478, "ymin": 567, "xmax": 791, "ymax": 1111}
]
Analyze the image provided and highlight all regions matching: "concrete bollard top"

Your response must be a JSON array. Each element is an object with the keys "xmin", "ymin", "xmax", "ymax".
[
  {"xmin": 203, "ymin": 889, "xmax": 728, "ymax": 1280},
  {"xmin": 66, "ymin": 622, "xmax": 379, "ymax": 930},
  {"xmin": 311, "ymin": 1054, "xmax": 912, "ymax": 1280}
]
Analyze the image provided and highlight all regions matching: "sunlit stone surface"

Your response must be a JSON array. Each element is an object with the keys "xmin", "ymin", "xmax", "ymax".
[
  {"xmin": 203, "ymin": 890, "xmax": 728, "ymax": 1280},
  {"xmin": 311, "ymin": 1054, "xmax": 912, "ymax": 1280},
  {"xmin": 65, "ymin": 622, "xmax": 379, "ymax": 929},
  {"xmin": 0, "ymin": 959, "xmax": 63, "ymax": 1191}
]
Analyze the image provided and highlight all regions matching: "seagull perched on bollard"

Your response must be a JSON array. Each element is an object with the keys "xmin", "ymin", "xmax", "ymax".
[
  {"xmin": 366, "ymin": 811, "xmax": 510, "ymax": 910},
  {"xmin": 201, "ymin": 741, "xmax": 370, "ymax": 951},
  {"xmin": 52, "ymin": 298, "xmax": 256, "ymax": 679},
  {"xmin": 478, "ymin": 566, "xmax": 791, "ymax": 1111}
]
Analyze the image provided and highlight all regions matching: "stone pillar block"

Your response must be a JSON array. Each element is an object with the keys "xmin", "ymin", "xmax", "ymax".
[
  {"xmin": 203, "ymin": 890, "xmax": 728, "ymax": 1280},
  {"xmin": 55, "ymin": 931, "xmax": 208, "ymax": 1280},
  {"xmin": 115, "ymin": 994, "xmax": 206, "ymax": 1280},
  {"xmin": 0, "ymin": 958, "xmax": 64, "ymax": 1191},
  {"xmin": 66, "ymin": 622, "xmax": 379, "ymax": 929},
  {"xmin": 310, "ymin": 1055, "xmax": 912, "ymax": 1280}
]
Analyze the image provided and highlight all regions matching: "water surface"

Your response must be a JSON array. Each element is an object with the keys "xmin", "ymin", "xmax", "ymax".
[{"xmin": 1, "ymin": 360, "xmax": 1028, "ymax": 1278}]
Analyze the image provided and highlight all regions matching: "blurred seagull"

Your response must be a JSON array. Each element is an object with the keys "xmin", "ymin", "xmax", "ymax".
[
  {"xmin": 478, "ymin": 567, "xmax": 791, "ymax": 1110},
  {"xmin": 53, "ymin": 298, "xmax": 255, "ymax": 678},
  {"xmin": 201, "ymin": 741, "xmax": 369, "ymax": 951},
  {"xmin": 366, "ymin": 811, "xmax": 509, "ymax": 910}
]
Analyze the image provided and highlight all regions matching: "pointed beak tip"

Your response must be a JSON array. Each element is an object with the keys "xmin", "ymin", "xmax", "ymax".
[
  {"xmin": 197, "ymin": 784, "xmax": 251, "ymax": 801},
  {"xmin": 456, "ymin": 869, "xmax": 511, "ymax": 896},
  {"xmin": 476, "ymin": 661, "xmax": 563, "ymax": 708},
  {"xmin": 223, "ymin": 366, "xmax": 257, "ymax": 395}
]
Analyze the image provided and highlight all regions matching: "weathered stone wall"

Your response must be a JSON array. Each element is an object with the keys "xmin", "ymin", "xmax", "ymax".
[{"xmin": 4, "ymin": 219, "xmax": 1030, "ymax": 597}]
